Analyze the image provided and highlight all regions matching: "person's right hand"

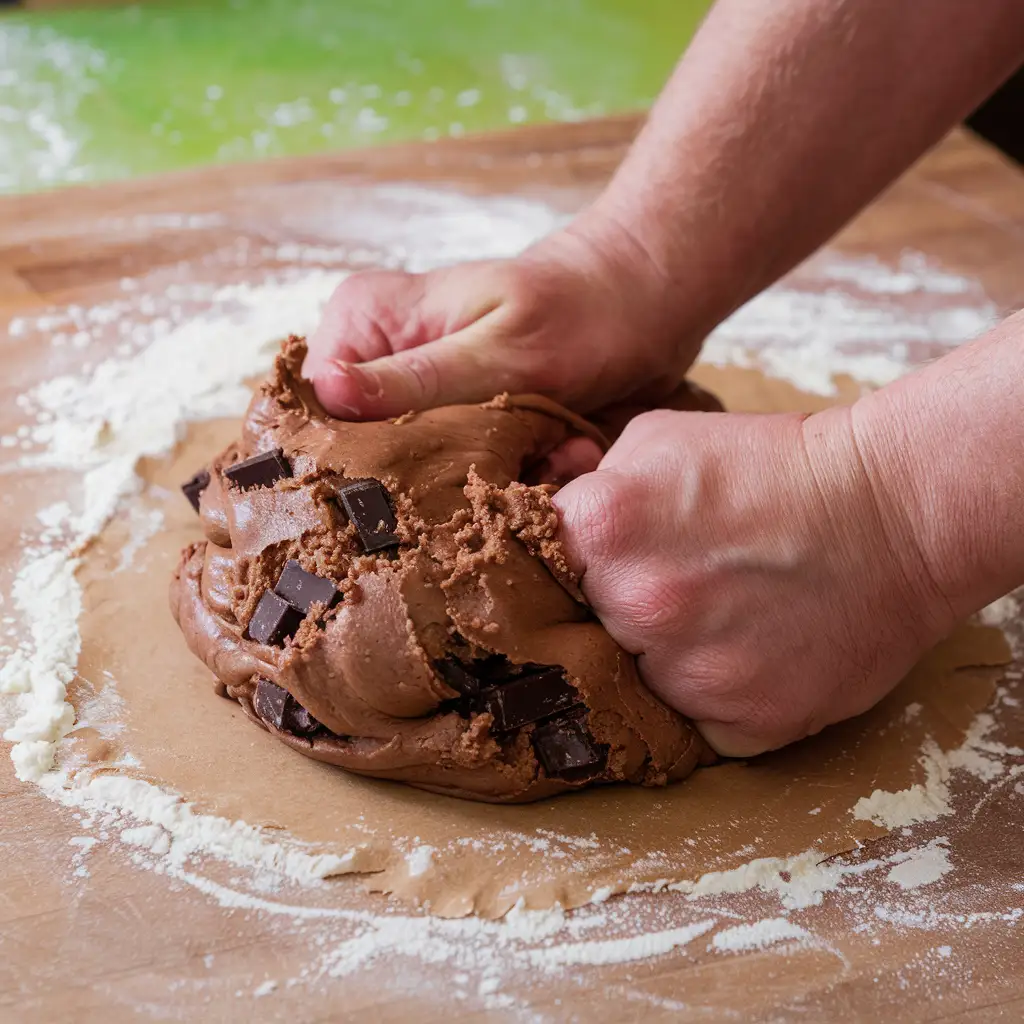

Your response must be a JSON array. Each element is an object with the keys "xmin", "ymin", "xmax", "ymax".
[
  {"xmin": 553, "ymin": 404, "xmax": 959, "ymax": 757},
  {"xmin": 302, "ymin": 219, "xmax": 705, "ymax": 421}
]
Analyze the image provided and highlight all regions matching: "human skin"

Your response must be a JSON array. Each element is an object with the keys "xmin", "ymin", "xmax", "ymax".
[{"xmin": 304, "ymin": 0, "xmax": 1024, "ymax": 755}]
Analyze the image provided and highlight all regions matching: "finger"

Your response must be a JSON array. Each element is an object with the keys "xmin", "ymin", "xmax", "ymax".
[
  {"xmin": 527, "ymin": 437, "xmax": 604, "ymax": 487},
  {"xmin": 303, "ymin": 271, "xmax": 428, "ymax": 380},
  {"xmin": 600, "ymin": 409, "xmax": 681, "ymax": 470},
  {"xmin": 551, "ymin": 469, "xmax": 630, "ymax": 583},
  {"xmin": 311, "ymin": 311, "xmax": 549, "ymax": 419}
]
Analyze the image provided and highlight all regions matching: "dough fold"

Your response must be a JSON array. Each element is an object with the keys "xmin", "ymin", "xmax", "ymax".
[{"xmin": 170, "ymin": 336, "xmax": 715, "ymax": 802}]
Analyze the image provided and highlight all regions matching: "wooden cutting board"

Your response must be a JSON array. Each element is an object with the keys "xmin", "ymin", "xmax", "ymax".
[{"xmin": 2, "ymin": 119, "xmax": 1024, "ymax": 1022}]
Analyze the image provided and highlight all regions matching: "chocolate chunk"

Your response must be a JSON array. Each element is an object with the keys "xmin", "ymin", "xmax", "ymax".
[
  {"xmin": 253, "ymin": 677, "xmax": 288, "ymax": 727},
  {"xmin": 436, "ymin": 657, "xmax": 481, "ymax": 697},
  {"xmin": 246, "ymin": 590, "xmax": 304, "ymax": 646},
  {"xmin": 474, "ymin": 654, "xmax": 521, "ymax": 682},
  {"xmin": 224, "ymin": 448, "xmax": 291, "ymax": 491},
  {"xmin": 476, "ymin": 667, "xmax": 581, "ymax": 732},
  {"xmin": 253, "ymin": 678, "xmax": 322, "ymax": 737},
  {"xmin": 275, "ymin": 560, "xmax": 341, "ymax": 614},
  {"xmin": 532, "ymin": 713, "xmax": 607, "ymax": 780},
  {"xmin": 181, "ymin": 469, "xmax": 210, "ymax": 513},
  {"xmin": 338, "ymin": 480, "xmax": 400, "ymax": 553}
]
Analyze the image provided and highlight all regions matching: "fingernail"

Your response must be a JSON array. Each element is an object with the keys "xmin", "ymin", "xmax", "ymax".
[
  {"xmin": 331, "ymin": 361, "xmax": 384, "ymax": 402},
  {"xmin": 301, "ymin": 344, "xmax": 328, "ymax": 380},
  {"xmin": 310, "ymin": 374, "xmax": 361, "ymax": 420}
]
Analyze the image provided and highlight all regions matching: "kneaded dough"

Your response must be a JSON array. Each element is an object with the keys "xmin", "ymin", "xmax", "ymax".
[{"xmin": 170, "ymin": 337, "xmax": 715, "ymax": 802}]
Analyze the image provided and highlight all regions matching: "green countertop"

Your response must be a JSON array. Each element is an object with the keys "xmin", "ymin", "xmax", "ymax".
[{"xmin": 0, "ymin": 0, "xmax": 710, "ymax": 195}]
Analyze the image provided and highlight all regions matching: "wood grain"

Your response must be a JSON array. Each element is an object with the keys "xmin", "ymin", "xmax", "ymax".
[{"xmin": 2, "ymin": 118, "xmax": 1024, "ymax": 1022}]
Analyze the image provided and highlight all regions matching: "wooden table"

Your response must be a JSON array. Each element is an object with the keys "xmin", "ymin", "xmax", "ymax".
[{"xmin": 3, "ymin": 119, "xmax": 1024, "ymax": 1022}]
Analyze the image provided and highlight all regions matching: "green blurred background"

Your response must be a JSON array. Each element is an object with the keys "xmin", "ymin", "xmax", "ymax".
[{"xmin": 0, "ymin": 0, "xmax": 712, "ymax": 195}]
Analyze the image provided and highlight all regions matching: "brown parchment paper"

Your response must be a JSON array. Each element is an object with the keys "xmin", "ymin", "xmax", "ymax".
[{"xmin": 65, "ymin": 369, "xmax": 1011, "ymax": 919}]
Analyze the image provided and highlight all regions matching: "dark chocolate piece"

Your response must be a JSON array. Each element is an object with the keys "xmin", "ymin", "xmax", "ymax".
[
  {"xmin": 338, "ymin": 479, "xmax": 400, "ymax": 553},
  {"xmin": 253, "ymin": 678, "xmax": 322, "ymax": 737},
  {"xmin": 275, "ymin": 560, "xmax": 341, "ymax": 614},
  {"xmin": 532, "ymin": 713, "xmax": 607, "ymax": 780},
  {"xmin": 474, "ymin": 654, "xmax": 521, "ymax": 682},
  {"xmin": 181, "ymin": 469, "xmax": 210, "ymax": 513},
  {"xmin": 476, "ymin": 668, "xmax": 581, "ymax": 732},
  {"xmin": 436, "ymin": 657, "xmax": 481, "ymax": 697},
  {"xmin": 246, "ymin": 591, "xmax": 304, "ymax": 646},
  {"xmin": 224, "ymin": 448, "xmax": 291, "ymax": 491}
]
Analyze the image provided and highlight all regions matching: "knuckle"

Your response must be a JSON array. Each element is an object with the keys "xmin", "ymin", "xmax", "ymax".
[
  {"xmin": 492, "ymin": 263, "xmax": 562, "ymax": 338},
  {"xmin": 628, "ymin": 408, "xmax": 680, "ymax": 435},
  {"xmin": 329, "ymin": 270, "xmax": 399, "ymax": 309},
  {"xmin": 562, "ymin": 470, "xmax": 644, "ymax": 559},
  {"xmin": 615, "ymin": 572, "xmax": 691, "ymax": 637},
  {"xmin": 610, "ymin": 410, "xmax": 684, "ymax": 463},
  {"xmin": 331, "ymin": 271, "xmax": 418, "ymax": 331}
]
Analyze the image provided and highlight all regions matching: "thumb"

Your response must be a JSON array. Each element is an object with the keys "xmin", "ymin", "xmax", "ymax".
[
  {"xmin": 311, "ymin": 317, "xmax": 552, "ymax": 420},
  {"xmin": 306, "ymin": 261, "xmax": 546, "ymax": 419},
  {"xmin": 692, "ymin": 720, "xmax": 775, "ymax": 759},
  {"xmin": 551, "ymin": 469, "xmax": 631, "ymax": 599}
]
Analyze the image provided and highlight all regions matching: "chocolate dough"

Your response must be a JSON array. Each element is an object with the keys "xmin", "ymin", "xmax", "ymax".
[{"xmin": 170, "ymin": 337, "xmax": 716, "ymax": 802}]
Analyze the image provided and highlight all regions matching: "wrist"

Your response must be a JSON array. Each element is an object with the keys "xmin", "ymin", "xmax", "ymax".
[
  {"xmin": 527, "ymin": 204, "xmax": 720, "ymax": 371},
  {"xmin": 844, "ymin": 390, "xmax": 1012, "ymax": 630},
  {"xmin": 581, "ymin": 179, "xmax": 763, "ymax": 355},
  {"xmin": 848, "ymin": 351, "xmax": 1024, "ymax": 625},
  {"xmin": 801, "ymin": 404, "xmax": 959, "ymax": 648}
]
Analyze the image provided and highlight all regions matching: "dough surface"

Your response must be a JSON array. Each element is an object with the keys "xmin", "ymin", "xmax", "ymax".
[{"xmin": 170, "ymin": 337, "xmax": 715, "ymax": 802}]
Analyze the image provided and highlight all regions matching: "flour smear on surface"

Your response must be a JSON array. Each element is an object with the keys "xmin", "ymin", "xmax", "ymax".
[{"xmin": 1, "ymin": 186, "xmax": 1021, "ymax": 1000}]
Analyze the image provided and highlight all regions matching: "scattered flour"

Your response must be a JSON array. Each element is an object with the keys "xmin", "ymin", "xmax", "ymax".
[
  {"xmin": 406, "ymin": 844, "xmax": 436, "ymax": 878},
  {"xmin": 527, "ymin": 920, "xmax": 716, "ymax": 968},
  {"xmin": 885, "ymin": 838, "xmax": 954, "ymax": 890},
  {"xmin": 0, "ymin": 190, "xmax": 1018, "ymax": 994},
  {"xmin": 711, "ymin": 917, "xmax": 811, "ymax": 953},
  {"xmin": 704, "ymin": 251, "xmax": 997, "ymax": 396},
  {"xmin": 981, "ymin": 593, "xmax": 1023, "ymax": 657},
  {"xmin": 853, "ymin": 714, "xmax": 1023, "ymax": 828},
  {"xmin": 667, "ymin": 847, "xmax": 875, "ymax": 910},
  {"xmin": 48, "ymin": 772, "xmax": 364, "ymax": 885},
  {"xmin": 116, "ymin": 504, "xmax": 165, "ymax": 572},
  {"xmin": 2, "ymin": 271, "xmax": 344, "ymax": 781},
  {"xmin": 0, "ymin": 24, "xmax": 109, "ymax": 192},
  {"xmin": 120, "ymin": 823, "xmax": 173, "ymax": 858}
]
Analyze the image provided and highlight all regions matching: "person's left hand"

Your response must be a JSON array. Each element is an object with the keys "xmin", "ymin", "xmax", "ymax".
[{"xmin": 553, "ymin": 405, "xmax": 956, "ymax": 755}]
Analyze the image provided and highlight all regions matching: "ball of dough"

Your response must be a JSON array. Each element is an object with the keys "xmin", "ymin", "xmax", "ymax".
[{"xmin": 170, "ymin": 337, "xmax": 714, "ymax": 802}]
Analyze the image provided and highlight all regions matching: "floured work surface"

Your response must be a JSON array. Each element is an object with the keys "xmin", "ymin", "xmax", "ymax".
[{"xmin": 3, "ymin": 121, "xmax": 1024, "ymax": 1021}]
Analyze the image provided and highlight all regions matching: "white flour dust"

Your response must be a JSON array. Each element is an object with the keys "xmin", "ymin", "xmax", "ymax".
[
  {"xmin": 0, "ymin": 186, "xmax": 1020, "ymax": 1001},
  {"xmin": 853, "ymin": 712, "xmax": 1024, "ymax": 828},
  {"xmin": 885, "ymin": 838, "xmax": 954, "ymax": 890},
  {"xmin": 0, "ymin": 24, "xmax": 110, "ymax": 192},
  {"xmin": 405, "ymin": 845, "xmax": 437, "ymax": 878},
  {"xmin": 711, "ymin": 917, "xmax": 811, "ymax": 953},
  {"xmin": 704, "ymin": 250, "xmax": 997, "ymax": 395},
  {"xmin": 1, "ymin": 271, "xmax": 345, "ymax": 782}
]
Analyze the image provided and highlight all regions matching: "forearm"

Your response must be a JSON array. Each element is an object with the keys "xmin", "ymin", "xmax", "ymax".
[
  {"xmin": 852, "ymin": 311, "xmax": 1024, "ymax": 626},
  {"xmin": 577, "ymin": 0, "xmax": 1024, "ymax": 356}
]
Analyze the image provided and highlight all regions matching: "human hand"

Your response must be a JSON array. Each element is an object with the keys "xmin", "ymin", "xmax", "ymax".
[
  {"xmin": 553, "ymin": 406, "xmax": 957, "ymax": 757},
  {"xmin": 303, "ymin": 217, "xmax": 706, "ymax": 421}
]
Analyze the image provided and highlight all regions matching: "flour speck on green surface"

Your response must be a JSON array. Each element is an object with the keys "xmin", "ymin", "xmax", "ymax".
[
  {"xmin": 0, "ymin": 24, "xmax": 113, "ymax": 191},
  {"xmin": 0, "ymin": 0, "xmax": 711, "ymax": 194}
]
